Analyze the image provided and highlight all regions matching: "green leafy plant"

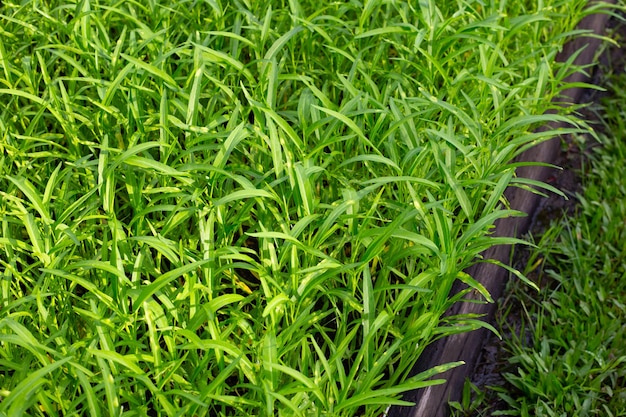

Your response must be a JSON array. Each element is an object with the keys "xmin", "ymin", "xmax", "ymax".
[
  {"xmin": 449, "ymin": 378, "xmax": 489, "ymax": 417},
  {"xmin": 0, "ymin": 0, "xmax": 599, "ymax": 415}
]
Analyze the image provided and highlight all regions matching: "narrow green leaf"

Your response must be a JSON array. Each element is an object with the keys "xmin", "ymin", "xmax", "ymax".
[
  {"xmin": 195, "ymin": 44, "xmax": 255, "ymax": 83},
  {"xmin": 457, "ymin": 209, "xmax": 523, "ymax": 249},
  {"xmin": 206, "ymin": 294, "xmax": 244, "ymax": 315},
  {"xmin": 104, "ymin": 142, "xmax": 161, "ymax": 174},
  {"xmin": 124, "ymin": 155, "xmax": 193, "ymax": 185},
  {"xmin": 362, "ymin": 265, "xmax": 374, "ymax": 369},
  {"xmin": 482, "ymin": 169, "xmax": 514, "ymax": 217},
  {"xmin": 42, "ymin": 163, "xmax": 63, "ymax": 207},
  {"xmin": 212, "ymin": 122, "xmax": 248, "ymax": 170},
  {"xmin": 87, "ymin": 348, "xmax": 144, "ymax": 374},
  {"xmin": 0, "ymin": 357, "xmax": 73, "ymax": 415},
  {"xmin": 360, "ymin": 208, "xmax": 417, "ymax": 264},
  {"xmin": 457, "ymin": 271, "xmax": 493, "ymax": 303},
  {"xmin": 42, "ymin": 269, "xmax": 117, "ymax": 311},
  {"xmin": 510, "ymin": 177, "xmax": 567, "ymax": 198},
  {"xmin": 121, "ymin": 53, "xmax": 178, "ymax": 88},
  {"xmin": 262, "ymin": 293, "xmax": 290, "ymax": 318},
  {"xmin": 339, "ymin": 154, "xmax": 401, "ymax": 174},
  {"xmin": 96, "ymin": 357, "xmax": 118, "ymax": 417},
  {"xmin": 6, "ymin": 176, "xmax": 52, "ymax": 224},
  {"xmin": 133, "ymin": 260, "xmax": 210, "ymax": 309},
  {"xmin": 213, "ymin": 189, "xmax": 274, "ymax": 206},
  {"xmin": 75, "ymin": 369, "xmax": 102, "ymax": 417},
  {"xmin": 102, "ymin": 62, "xmax": 134, "ymax": 106},
  {"xmin": 484, "ymin": 258, "xmax": 539, "ymax": 291},
  {"xmin": 355, "ymin": 26, "xmax": 413, "ymax": 39},
  {"xmin": 186, "ymin": 65, "xmax": 204, "ymax": 127},
  {"xmin": 312, "ymin": 104, "xmax": 378, "ymax": 153}
]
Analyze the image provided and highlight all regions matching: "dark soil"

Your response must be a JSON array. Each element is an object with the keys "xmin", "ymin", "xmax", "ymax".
[{"xmin": 467, "ymin": 14, "xmax": 626, "ymax": 416}]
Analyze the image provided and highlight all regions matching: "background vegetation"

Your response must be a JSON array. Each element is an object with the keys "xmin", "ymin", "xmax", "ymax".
[{"xmin": 491, "ymin": 62, "xmax": 626, "ymax": 417}]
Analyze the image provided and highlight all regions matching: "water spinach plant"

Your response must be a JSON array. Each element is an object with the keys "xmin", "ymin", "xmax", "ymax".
[{"xmin": 0, "ymin": 0, "xmax": 597, "ymax": 415}]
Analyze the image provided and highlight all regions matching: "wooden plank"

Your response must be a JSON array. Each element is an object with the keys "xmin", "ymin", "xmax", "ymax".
[{"xmin": 388, "ymin": 4, "xmax": 615, "ymax": 416}]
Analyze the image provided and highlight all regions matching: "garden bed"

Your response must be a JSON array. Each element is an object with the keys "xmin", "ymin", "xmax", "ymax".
[{"xmin": 0, "ymin": 1, "xmax": 617, "ymax": 416}]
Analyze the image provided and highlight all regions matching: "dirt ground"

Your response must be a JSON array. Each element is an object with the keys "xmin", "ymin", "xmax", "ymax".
[{"xmin": 467, "ymin": 13, "xmax": 626, "ymax": 415}]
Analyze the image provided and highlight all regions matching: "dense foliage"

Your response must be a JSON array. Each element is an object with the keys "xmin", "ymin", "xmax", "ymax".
[{"xmin": 0, "ymin": 0, "xmax": 594, "ymax": 415}]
